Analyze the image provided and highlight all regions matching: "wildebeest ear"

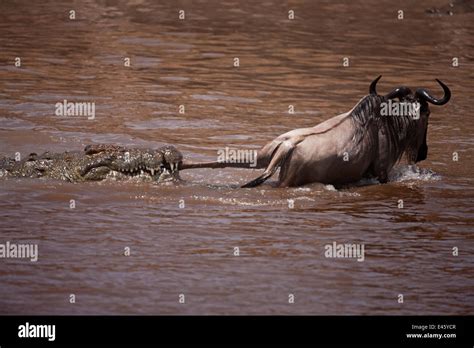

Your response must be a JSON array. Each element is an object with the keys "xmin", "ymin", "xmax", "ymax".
[{"xmin": 416, "ymin": 129, "xmax": 428, "ymax": 162}]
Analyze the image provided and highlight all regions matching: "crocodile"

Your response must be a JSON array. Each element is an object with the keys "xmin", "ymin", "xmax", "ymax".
[{"xmin": 0, "ymin": 144, "xmax": 183, "ymax": 182}]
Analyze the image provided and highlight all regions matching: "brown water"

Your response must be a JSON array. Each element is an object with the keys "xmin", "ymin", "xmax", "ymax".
[{"xmin": 0, "ymin": 0, "xmax": 473, "ymax": 315}]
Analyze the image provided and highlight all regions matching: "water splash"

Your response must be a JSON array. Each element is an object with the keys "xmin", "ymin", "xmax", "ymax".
[{"xmin": 389, "ymin": 165, "xmax": 441, "ymax": 182}]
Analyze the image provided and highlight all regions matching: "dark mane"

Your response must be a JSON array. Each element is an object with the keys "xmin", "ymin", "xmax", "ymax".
[{"xmin": 349, "ymin": 94, "xmax": 421, "ymax": 163}]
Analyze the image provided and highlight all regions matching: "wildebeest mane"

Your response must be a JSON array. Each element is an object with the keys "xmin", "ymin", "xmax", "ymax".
[{"xmin": 348, "ymin": 94, "xmax": 421, "ymax": 163}]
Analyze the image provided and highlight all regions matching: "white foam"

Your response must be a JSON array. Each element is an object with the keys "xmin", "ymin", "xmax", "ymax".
[
  {"xmin": 389, "ymin": 165, "xmax": 441, "ymax": 182},
  {"xmin": 324, "ymin": 184, "xmax": 337, "ymax": 191}
]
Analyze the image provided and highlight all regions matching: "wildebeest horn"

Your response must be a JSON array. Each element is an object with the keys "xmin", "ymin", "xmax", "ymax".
[
  {"xmin": 415, "ymin": 79, "xmax": 451, "ymax": 105},
  {"xmin": 369, "ymin": 75, "xmax": 382, "ymax": 95},
  {"xmin": 385, "ymin": 86, "xmax": 412, "ymax": 100},
  {"xmin": 370, "ymin": 75, "xmax": 412, "ymax": 100}
]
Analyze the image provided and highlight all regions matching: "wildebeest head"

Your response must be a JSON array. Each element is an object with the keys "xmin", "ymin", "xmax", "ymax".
[{"xmin": 370, "ymin": 75, "xmax": 451, "ymax": 163}]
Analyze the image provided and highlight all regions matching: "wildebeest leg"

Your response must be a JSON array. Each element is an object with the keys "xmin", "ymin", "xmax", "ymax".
[
  {"xmin": 254, "ymin": 140, "xmax": 282, "ymax": 168},
  {"xmin": 241, "ymin": 141, "xmax": 295, "ymax": 188},
  {"xmin": 371, "ymin": 128, "xmax": 390, "ymax": 184},
  {"xmin": 277, "ymin": 152, "xmax": 300, "ymax": 187}
]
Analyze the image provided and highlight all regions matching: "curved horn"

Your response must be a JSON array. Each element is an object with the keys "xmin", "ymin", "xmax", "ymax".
[
  {"xmin": 385, "ymin": 86, "xmax": 413, "ymax": 100},
  {"xmin": 415, "ymin": 79, "xmax": 451, "ymax": 105},
  {"xmin": 369, "ymin": 75, "xmax": 382, "ymax": 95}
]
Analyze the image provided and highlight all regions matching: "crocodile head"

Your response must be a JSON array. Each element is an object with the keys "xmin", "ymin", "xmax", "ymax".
[{"xmin": 80, "ymin": 144, "xmax": 183, "ymax": 182}]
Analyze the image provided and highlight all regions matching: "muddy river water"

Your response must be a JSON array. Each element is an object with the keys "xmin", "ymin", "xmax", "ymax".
[{"xmin": 0, "ymin": 0, "xmax": 473, "ymax": 314}]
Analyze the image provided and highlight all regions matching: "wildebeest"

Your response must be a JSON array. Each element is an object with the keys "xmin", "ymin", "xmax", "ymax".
[{"xmin": 180, "ymin": 76, "xmax": 450, "ymax": 187}]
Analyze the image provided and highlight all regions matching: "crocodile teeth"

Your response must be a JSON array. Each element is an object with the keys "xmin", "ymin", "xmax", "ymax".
[
  {"xmin": 140, "ymin": 170, "xmax": 144, "ymax": 175},
  {"xmin": 150, "ymin": 168, "xmax": 155, "ymax": 176}
]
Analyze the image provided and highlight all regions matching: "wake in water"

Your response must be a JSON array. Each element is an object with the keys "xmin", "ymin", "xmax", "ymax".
[
  {"xmin": 388, "ymin": 165, "xmax": 441, "ymax": 182},
  {"xmin": 334, "ymin": 164, "xmax": 440, "ymax": 190}
]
